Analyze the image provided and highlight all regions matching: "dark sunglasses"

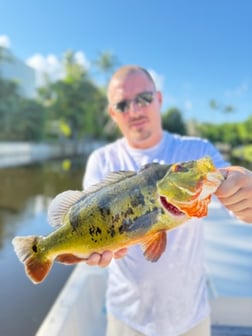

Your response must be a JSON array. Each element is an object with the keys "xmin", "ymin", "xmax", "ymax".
[{"xmin": 112, "ymin": 91, "xmax": 155, "ymax": 113}]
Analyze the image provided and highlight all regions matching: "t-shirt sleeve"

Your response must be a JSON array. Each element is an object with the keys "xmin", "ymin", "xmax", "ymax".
[
  {"xmin": 82, "ymin": 150, "xmax": 106, "ymax": 190},
  {"xmin": 205, "ymin": 140, "xmax": 230, "ymax": 168}
]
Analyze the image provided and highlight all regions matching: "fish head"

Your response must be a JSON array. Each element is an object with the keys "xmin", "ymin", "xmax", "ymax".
[{"xmin": 157, "ymin": 156, "xmax": 224, "ymax": 218}]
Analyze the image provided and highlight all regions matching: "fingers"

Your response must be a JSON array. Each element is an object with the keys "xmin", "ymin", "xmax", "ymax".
[
  {"xmin": 86, "ymin": 251, "xmax": 113, "ymax": 267},
  {"xmin": 216, "ymin": 166, "xmax": 252, "ymax": 223},
  {"xmin": 114, "ymin": 248, "xmax": 128, "ymax": 259},
  {"xmin": 85, "ymin": 248, "xmax": 128, "ymax": 267},
  {"xmin": 217, "ymin": 167, "xmax": 245, "ymax": 198}
]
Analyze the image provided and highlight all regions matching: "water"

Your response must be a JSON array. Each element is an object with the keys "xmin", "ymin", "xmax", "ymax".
[{"xmin": 0, "ymin": 157, "xmax": 86, "ymax": 336}]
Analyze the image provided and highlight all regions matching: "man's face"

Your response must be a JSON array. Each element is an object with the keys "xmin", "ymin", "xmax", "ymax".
[{"xmin": 108, "ymin": 71, "xmax": 163, "ymax": 149}]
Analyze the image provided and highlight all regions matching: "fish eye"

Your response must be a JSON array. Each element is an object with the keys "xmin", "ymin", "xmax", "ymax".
[{"xmin": 174, "ymin": 164, "xmax": 188, "ymax": 172}]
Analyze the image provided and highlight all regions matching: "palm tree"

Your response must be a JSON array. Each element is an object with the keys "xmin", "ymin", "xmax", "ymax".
[{"xmin": 93, "ymin": 51, "xmax": 120, "ymax": 85}]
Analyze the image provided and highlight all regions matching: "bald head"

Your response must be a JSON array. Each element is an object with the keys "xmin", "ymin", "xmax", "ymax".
[{"xmin": 107, "ymin": 65, "xmax": 156, "ymax": 101}]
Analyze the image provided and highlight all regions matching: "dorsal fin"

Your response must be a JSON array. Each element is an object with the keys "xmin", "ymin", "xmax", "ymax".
[
  {"xmin": 84, "ymin": 170, "xmax": 136, "ymax": 194},
  {"xmin": 47, "ymin": 171, "xmax": 136, "ymax": 227},
  {"xmin": 139, "ymin": 162, "xmax": 159, "ymax": 172},
  {"xmin": 48, "ymin": 190, "xmax": 85, "ymax": 227}
]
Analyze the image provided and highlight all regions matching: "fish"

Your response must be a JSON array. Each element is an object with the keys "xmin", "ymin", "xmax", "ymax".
[{"xmin": 12, "ymin": 156, "xmax": 223, "ymax": 284}]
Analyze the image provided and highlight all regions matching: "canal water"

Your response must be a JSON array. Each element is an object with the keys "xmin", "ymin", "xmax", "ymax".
[{"xmin": 0, "ymin": 157, "xmax": 87, "ymax": 336}]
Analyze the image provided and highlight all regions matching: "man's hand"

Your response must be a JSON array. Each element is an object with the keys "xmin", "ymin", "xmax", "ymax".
[
  {"xmin": 85, "ymin": 248, "xmax": 128, "ymax": 267},
  {"xmin": 216, "ymin": 166, "xmax": 252, "ymax": 223}
]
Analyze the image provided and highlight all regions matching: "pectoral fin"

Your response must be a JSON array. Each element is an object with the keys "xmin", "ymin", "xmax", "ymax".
[
  {"xmin": 56, "ymin": 253, "xmax": 87, "ymax": 264},
  {"xmin": 141, "ymin": 231, "xmax": 167, "ymax": 262}
]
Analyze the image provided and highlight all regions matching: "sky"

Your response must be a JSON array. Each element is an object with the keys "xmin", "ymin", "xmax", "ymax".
[{"xmin": 0, "ymin": 0, "xmax": 251, "ymax": 123}]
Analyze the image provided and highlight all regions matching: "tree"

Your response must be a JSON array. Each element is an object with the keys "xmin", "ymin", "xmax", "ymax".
[
  {"xmin": 38, "ymin": 50, "xmax": 108, "ymax": 140},
  {"xmin": 93, "ymin": 51, "xmax": 120, "ymax": 84},
  {"xmin": 209, "ymin": 98, "xmax": 236, "ymax": 122},
  {"xmin": 162, "ymin": 108, "xmax": 187, "ymax": 135}
]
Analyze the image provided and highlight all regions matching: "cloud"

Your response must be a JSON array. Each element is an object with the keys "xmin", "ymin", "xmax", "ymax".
[
  {"xmin": 74, "ymin": 51, "xmax": 90, "ymax": 68},
  {"xmin": 26, "ymin": 51, "xmax": 90, "ymax": 87},
  {"xmin": 0, "ymin": 35, "xmax": 11, "ymax": 48},
  {"xmin": 148, "ymin": 69, "xmax": 164, "ymax": 91},
  {"xmin": 224, "ymin": 81, "xmax": 249, "ymax": 98}
]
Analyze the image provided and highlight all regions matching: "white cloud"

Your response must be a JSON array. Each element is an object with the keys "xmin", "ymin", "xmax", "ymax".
[
  {"xmin": 26, "ymin": 53, "xmax": 63, "ymax": 86},
  {"xmin": 224, "ymin": 81, "xmax": 249, "ymax": 98},
  {"xmin": 74, "ymin": 51, "xmax": 90, "ymax": 68},
  {"xmin": 0, "ymin": 35, "xmax": 11, "ymax": 48},
  {"xmin": 26, "ymin": 51, "xmax": 90, "ymax": 87},
  {"xmin": 148, "ymin": 69, "xmax": 164, "ymax": 91}
]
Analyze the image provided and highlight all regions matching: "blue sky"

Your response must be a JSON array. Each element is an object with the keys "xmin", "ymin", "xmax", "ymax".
[{"xmin": 0, "ymin": 0, "xmax": 251, "ymax": 123}]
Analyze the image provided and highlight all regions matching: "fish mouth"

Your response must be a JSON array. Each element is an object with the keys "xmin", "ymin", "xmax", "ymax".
[{"xmin": 160, "ymin": 196, "xmax": 185, "ymax": 216}]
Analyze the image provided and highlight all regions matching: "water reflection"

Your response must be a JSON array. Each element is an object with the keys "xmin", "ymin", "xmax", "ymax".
[
  {"xmin": 0, "ymin": 157, "xmax": 86, "ymax": 336},
  {"xmin": 0, "ymin": 158, "xmax": 85, "ymax": 243}
]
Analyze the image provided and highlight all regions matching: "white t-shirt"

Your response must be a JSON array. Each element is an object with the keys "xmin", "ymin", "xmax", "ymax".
[{"xmin": 83, "ymin": 131, "xmax": 228, "ymax": 336}]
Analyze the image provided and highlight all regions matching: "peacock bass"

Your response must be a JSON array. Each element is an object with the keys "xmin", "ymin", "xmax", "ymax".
[{"xmin": 12, "ymin": 156, "xmax": 223, "ymax": 284}]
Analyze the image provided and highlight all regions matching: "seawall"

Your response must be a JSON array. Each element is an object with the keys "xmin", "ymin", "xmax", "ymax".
[{"xmin": 0, "ymin": 140, "xmax": 104, "ymax": 168}]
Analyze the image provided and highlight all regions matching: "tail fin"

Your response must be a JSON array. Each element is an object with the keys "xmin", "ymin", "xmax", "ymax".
[{"xmin": 12, "ymin": 236, "xmax": 52, "ymax": 284}]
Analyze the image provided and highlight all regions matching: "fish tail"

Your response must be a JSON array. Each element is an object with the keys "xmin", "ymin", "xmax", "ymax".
[{"xmin": 12, "ymin": 236, "xmax": 52, "ymax": 284}]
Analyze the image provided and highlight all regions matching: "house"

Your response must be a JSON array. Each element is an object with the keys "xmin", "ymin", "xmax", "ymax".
[{"xmin": 0, "ymin": 48, "xmax": 36, "ymax": 98}]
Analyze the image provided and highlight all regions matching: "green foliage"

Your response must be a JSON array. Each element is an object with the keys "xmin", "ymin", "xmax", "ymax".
[
  {"xmin": 0, "ymin": 49, "xmax": 118, "ymax": 142},
  {"xmin": 1, "ymin": 46, "xmax": 251, "ymax": 151},
  {"xmin": 162, "ymin": 107, "xmax": 187, "ymax": 135},
  {"xmin": 93, "ymin": 51, "xmax": 120, "ymax": 84},
  {"xmin": 232, "ymin": 144, "xmax": 252, "ymax": 168},
  {"xmin": 198, "ymin": 118, "xmax": 252, "ymax": 147},
  {"xmin": 0, "ymin": 77, "xmax": 45, "ymax": 141},
  {"xmin": 41, "ymin": 75, "xmax": 107, "ymax": 140},
  {"xmin": 16, "ymin": 99, "xmax": 45, "ymax": 141},
  {"xmin": 0, "ymin": 77, "xmax": 41, "ymax": 140}
]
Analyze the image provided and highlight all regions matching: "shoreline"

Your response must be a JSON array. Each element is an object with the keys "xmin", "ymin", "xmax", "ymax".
[{"xmin": 0, "ymin": 140, "xmax": 105, "ymax": 168}]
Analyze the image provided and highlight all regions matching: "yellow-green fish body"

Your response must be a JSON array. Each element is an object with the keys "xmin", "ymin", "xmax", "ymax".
[{"xmin": 12, "ymin": 156, "xmax": 223, "ymax": 284}]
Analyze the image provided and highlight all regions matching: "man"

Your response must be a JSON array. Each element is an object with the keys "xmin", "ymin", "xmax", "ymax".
[{"xmin": 82, "ymin": 65, "xmax": 252, "ymax": 336}]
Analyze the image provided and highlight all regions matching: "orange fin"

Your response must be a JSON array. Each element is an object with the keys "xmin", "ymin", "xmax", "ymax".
[
  {"xmin": 25, "ymin": 256, "xmax": 52, "ymax": 284},
  {"xmin": 141, "ymin": 231, "xmax": 167, "ymax": 262},
  {"xmin": 56, "ymin": 253, "xmax": 87, "ymax": 264},
  {"xmin": 12, "ymin": 236, "xmax": 52, "ymax": 284}
]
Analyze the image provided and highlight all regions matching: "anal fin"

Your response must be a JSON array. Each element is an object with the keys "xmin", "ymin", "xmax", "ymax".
[{"xmin": 141, "ymin": 231, "xmax": 167, "ymax": 262}]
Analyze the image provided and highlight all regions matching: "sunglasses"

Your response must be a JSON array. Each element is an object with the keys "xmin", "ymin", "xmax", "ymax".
[{"xmin": 112, "ymin": 91, "xmax": 155, "ymax": 113}]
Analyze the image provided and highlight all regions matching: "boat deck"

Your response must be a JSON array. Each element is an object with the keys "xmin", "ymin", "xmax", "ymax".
[
  {"xmin": 36, "ymin": 263, "xmax": 252, "ymax": 336},
  {"xmin": 212, "ymin": 325, "xmax": 252, "ymax": 336}
]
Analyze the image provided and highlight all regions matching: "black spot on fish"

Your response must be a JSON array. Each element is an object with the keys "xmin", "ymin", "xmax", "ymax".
[
  {"xmin": 97, "ymin": 196, "xmax": 113, "ymax": 219},
  {"xmin": 112, "ymin": 213, "xmax": 120, "ymax": 224},
  {"xmin": 96, "ymin": 227, "xmax": 102, "ymax": 235},
  {"xmin": 125, "ymin": 207, "xmax": 134, "ymax": 217},
  {"xmin": 107, "ymin": 224, "xmax": 116, "ymax": 238},
  {"xmin": 129, "ymin": 187, "xmax": 145, "ymax": 207},
  {"xmin": 89, "ymin": 224, "xmax": 102, "ymax": 237},
  {"xmin": 69, "ymin": 203, "xmax": 83, "ymax": 231},
  {"xmin": 32, "ymin": 244, "xmax": 37, "ymax": 253},
  {"xmin": 99, "ymin": 206, "xmax": 111, "ymax": 218}
]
